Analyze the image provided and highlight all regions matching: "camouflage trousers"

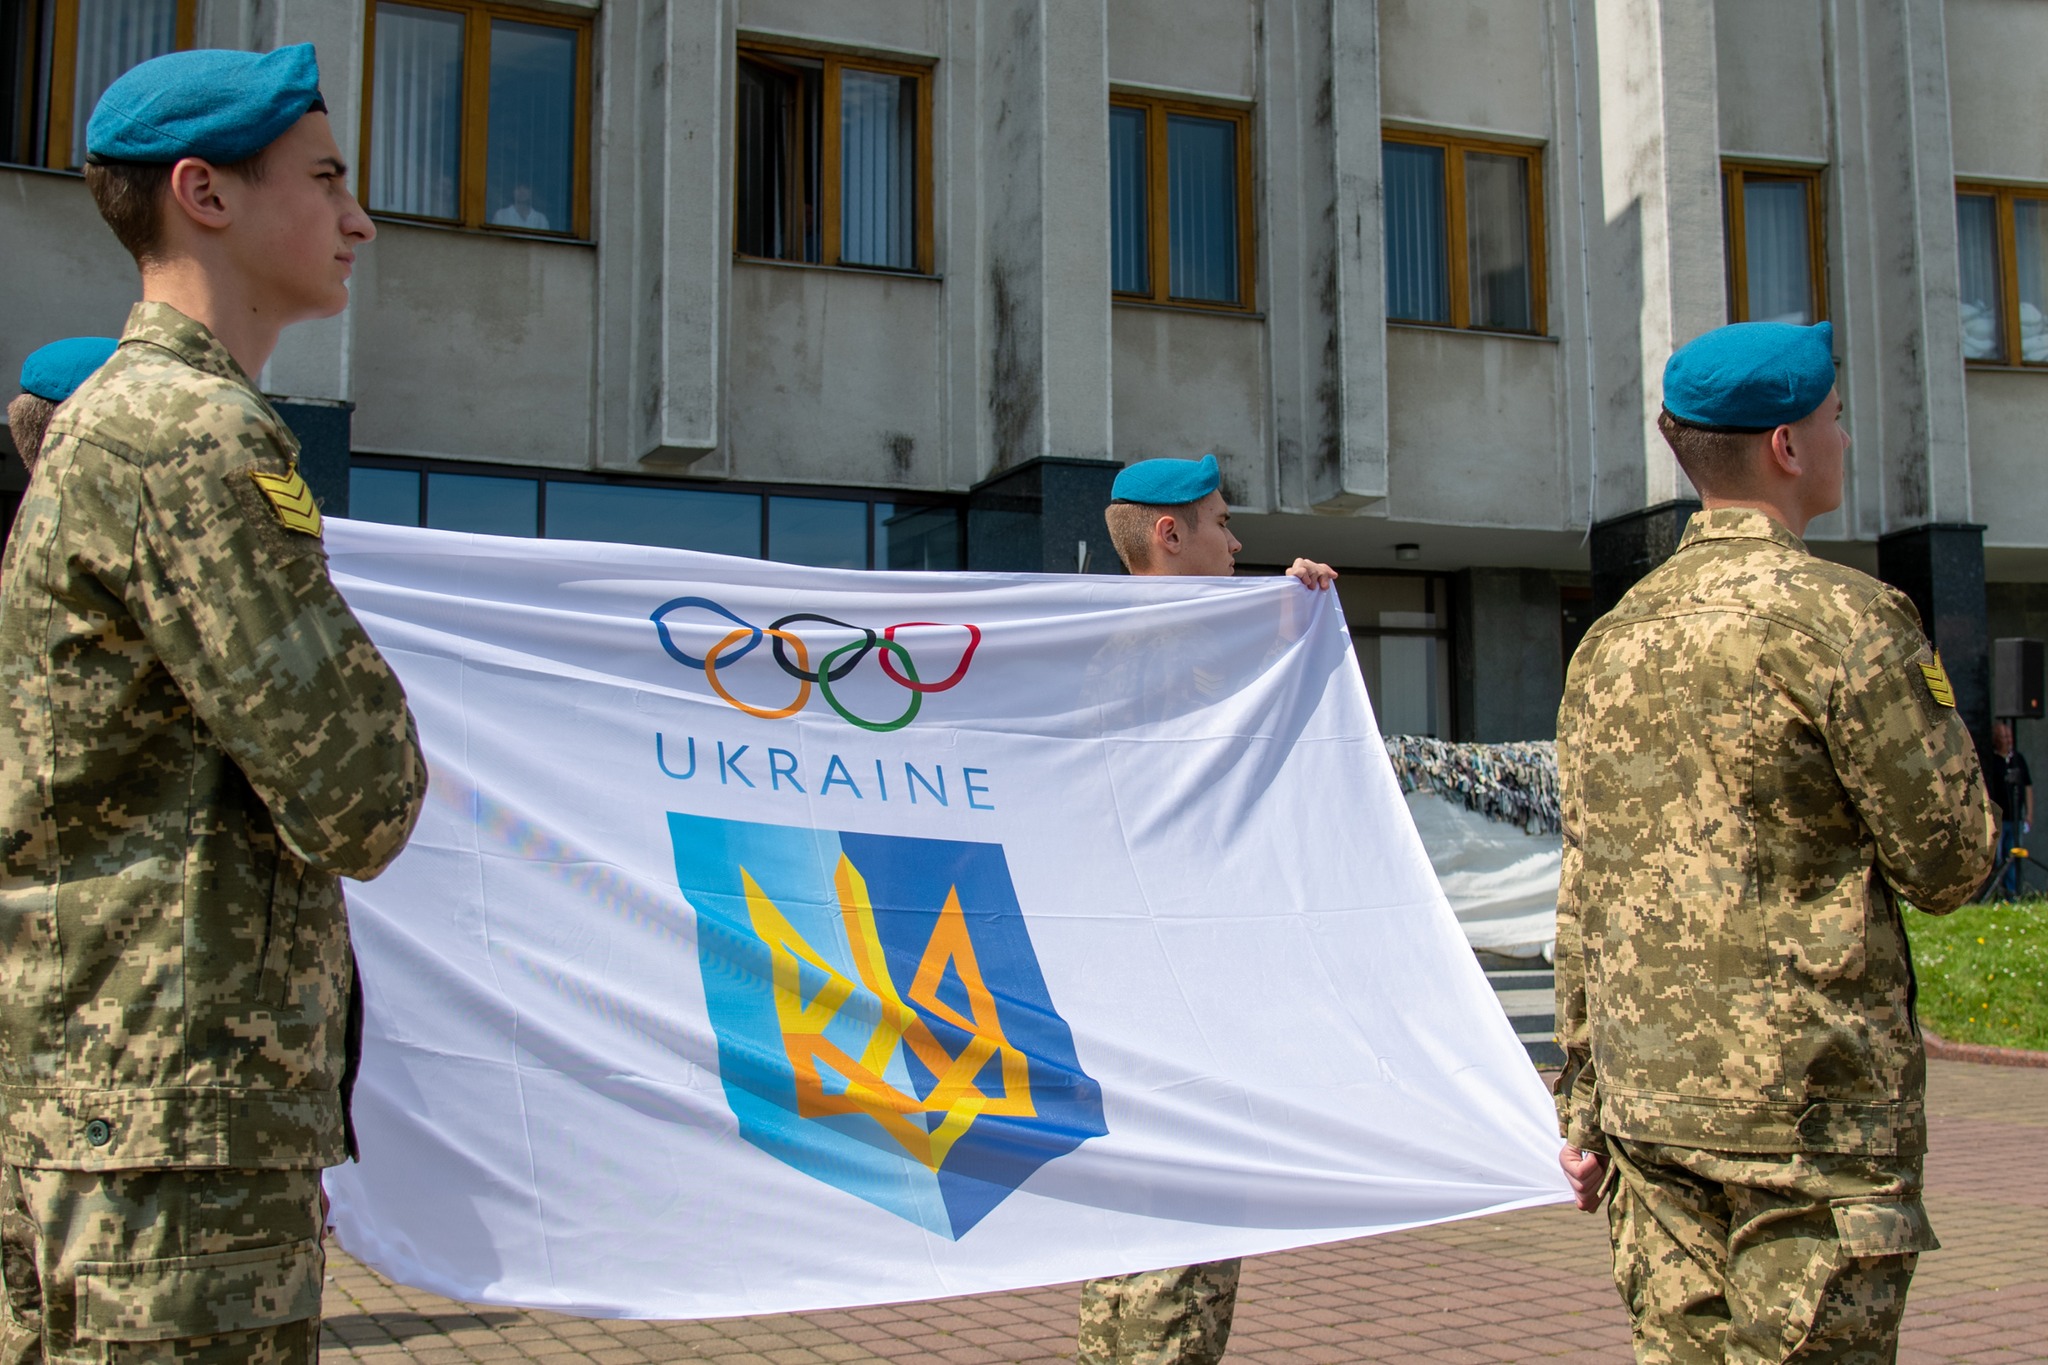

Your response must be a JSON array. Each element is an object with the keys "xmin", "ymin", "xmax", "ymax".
[
  {"xmin": 1606, "ymin": 1139, "xmax": 1937, "ymax": 1365},
  {"xmin": 0, "ymin": 1165, "xmax": 324, "ymax": 1364},
  {"xmin": 1077, "ymin": 1258, "xmax": 1240, "ymax": 1365}
]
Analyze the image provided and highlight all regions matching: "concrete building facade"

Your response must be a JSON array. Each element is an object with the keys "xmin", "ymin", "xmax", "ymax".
[{"xmin": 4, "ymin": 0, "xmax": 2046, "ymax": 764}]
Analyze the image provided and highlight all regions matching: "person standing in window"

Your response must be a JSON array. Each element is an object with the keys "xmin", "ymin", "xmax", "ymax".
[
  {"xmin": 490, "ymin": 180, "xmax": 550, "ymax": 231},
  {"xmin": 1077, "ymin": 454, "xmax": 1335, "ymax": 1365},
  {"xmin": 0, "ymin": 44, "xmax": 425, "ymax": 1363},
  {"xmin": 1986, "ymin": 720, "xmax": 2034, "ymax": 895}
]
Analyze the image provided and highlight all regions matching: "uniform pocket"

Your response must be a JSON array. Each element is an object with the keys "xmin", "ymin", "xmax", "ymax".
[
  {"xmin": 73, "ymin": 1238, "xmax": 321, "ymax": 1342},
  {"xmin": 260, "ymin": 857, "xmax": 307, "ymax": 1007},
  {"xmin": 1830, "ymin": 1197, "xmax": 1938, "ymax": 1257}
]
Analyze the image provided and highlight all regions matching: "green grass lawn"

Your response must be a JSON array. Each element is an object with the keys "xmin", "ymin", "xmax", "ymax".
[{"xmin": 1906, "ymin": 900, "xmax": 2048, "ymax": 1051}]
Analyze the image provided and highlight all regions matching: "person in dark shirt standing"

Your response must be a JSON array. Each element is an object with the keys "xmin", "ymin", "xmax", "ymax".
[{"xmin": 1986, "ymin": 719, "xmax": 2034, "ymax": 895}]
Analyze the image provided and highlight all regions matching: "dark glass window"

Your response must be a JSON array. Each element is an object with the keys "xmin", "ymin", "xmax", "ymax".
[
  {"xmin": 2, "ymin": 0, "xmax": 191, "ymax": 169},
  {"xmin": 546, "ymin": 482, "xmax": 761, "ymax": 557},
  {"xmin": 1108, "ymin": 105, "xmax": 1150, "ymax": 295},
  {"xmin": 1167, "ymin": 113, "xmax": 1239, "ymax": 304},
  {"xmin": 767, "ymin": 496, "xmax": 867, "ymax": 569},
  {"xmin": 426, "ymin": 472, "xmax": 538, "ymax": 537},
  {"xmin": 876, "ymin": 503, "xmax": 962, "ymax": 571},
  {"xmin": 483, "ymin": 18, "xmax": 578, "ymax": 234},
  {"xmin": 1110, "ymin": 94, "xmax": 1251, "ymax": 309},
  {"xmin": 365, "ymin": 0, "xmax": 589, "ymax": 236},
  {"xmin": 349, "ymin": 467, "xmax": 422, "ymax": 526},
  {"xmin": 734, "ymin": 45, "xmax": 928, "ymax": 273},
  {"xmin": 1958, "ymin": 193, "xmax": 2005, "ymax": 363},
  {"xmin": 1384, "ymin": 131, "xmax": 1544, "ymax": 334},
  {"xmin": 1383, "ymin": 140, "xmax": 1448, "ymax": 324},
  {"xmin": 345, "ymin": 462, "xmax": 961, "ymax": 570},
  {"xmin": 734, "ymin": 52, "xmax": 822, "ymax": 262}
]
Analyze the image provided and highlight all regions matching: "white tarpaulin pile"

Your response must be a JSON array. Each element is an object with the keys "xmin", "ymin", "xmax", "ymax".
[
  {"xmin": 1385, "ymin": 738, "xmax": 1562, "ymax": 960},
  {"xmin": 1402, "ymin": 792, "xmax": 1561, "ymax": 959},
  {"xmin": 320, "ymin": 520, "xmax": 1567, "ymax": 1320}
]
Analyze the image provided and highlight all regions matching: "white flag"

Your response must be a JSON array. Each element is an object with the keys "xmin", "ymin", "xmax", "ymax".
[{"xmin": 320, "ymin": 519, "xmax": 1568, "ymax": 1320}]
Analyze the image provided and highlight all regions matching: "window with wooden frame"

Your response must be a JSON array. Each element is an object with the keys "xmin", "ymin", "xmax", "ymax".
[
  {"xmin": 1382, "ymin": 129, "xmax": 1545, "ymax": 334},
  {"xmin": 1956, "ymin": 182, "xmax": 2048, "ymax": 366},
  {"xmin": 360, "ymin": 0, "xmax": 592, "ymax": 239},
  {"xmin": 1722, "ymin": 162, "xmax": 1826, "ymax": 325},
  {"xmin": 1, "ymin": 0, "xmax": 196, "ymax": 170},
  {"xmin": 1109, "ymin": 92, "xmax": 1253, "ymax": 310},
  {"xmin": 734, "ymin": 40, "xmax": 933, "ymax": 275}
]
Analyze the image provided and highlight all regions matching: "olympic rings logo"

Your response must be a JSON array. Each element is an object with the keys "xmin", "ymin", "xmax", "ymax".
[{"xmin": 651, "ymin": 597, "xmax": 982, "ymax": 733}]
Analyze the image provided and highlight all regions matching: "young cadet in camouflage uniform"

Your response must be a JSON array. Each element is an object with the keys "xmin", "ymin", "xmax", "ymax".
[
  {"xmin": 7, "ymin": 339, "xmax": 118, "ymax": 478},
  {"xmin": 0, "ymin": 45, "xmax": 424, "ymax": 1364},
  {"xmin": 1554, "ymin": 321, "xmax": 1996, "ymax": 1365},
  {"xmin": 1078, "ymin": 455, "xmax": 1335, "ymax": 1365}
]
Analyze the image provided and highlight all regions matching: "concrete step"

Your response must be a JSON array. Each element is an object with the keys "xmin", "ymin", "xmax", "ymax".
[{"xmin": 1479, "ymin": 952, "xmax": 1557, "ymax": 1068}]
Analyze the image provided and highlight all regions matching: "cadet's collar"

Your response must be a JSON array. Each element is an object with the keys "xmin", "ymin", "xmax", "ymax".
[
  {"xmin": 1678, "ymin": 506, "xmax": 1810, "ymax": 555},
  {"xmin": 118, "ymin": 301, "xmax": 257, "ymax": 390}
]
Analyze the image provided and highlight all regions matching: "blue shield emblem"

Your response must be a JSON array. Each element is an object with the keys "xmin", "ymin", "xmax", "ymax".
[{"xmin": 671, "ymin": 814, "xmax": 1106, "ymax": 1238}]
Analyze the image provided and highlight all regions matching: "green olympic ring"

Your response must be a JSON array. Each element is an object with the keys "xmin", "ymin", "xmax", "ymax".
[{"xmin": 815, "ymin": 636, "xmax": 922, "ymax": 733}]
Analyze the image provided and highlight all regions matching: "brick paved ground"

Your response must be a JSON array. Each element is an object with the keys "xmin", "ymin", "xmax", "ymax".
[{"xmin": 319, "ymin": 1059, "xmax": 2048, "ymax": 1363}]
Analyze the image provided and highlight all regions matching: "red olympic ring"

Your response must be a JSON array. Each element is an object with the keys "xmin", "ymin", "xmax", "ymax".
[
  {"xmin": 879, "ymin": 622, "xmax": 983, "ymax": 694},
  {"xmin": 704, "ymin": 627, "xmax": 812, "ymax": 719}
]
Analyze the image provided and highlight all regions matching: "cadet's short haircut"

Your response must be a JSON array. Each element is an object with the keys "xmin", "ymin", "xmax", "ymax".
[
  {"xmin": 85, "ymin": 148, "xmax": 272, "ymax": 266},
  {"xmin": 1105, "ymin": 500, "xmax": 1196, "ymax": 572},
  {"xmin": 7, "ymin": 393, "xmax": 57, "ymax": 474},
  {"xmin": 1657, "ymin": 408, "xmax": 1768, "ymax": 496}
]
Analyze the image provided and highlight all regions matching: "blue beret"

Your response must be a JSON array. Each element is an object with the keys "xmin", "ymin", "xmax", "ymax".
[
  {"xmin": 1111, "ymin": 454, "xmax": 1221, "ymax": 506},
  {"xmin": 19, "ymin": 337, "xmax": 118, "ymax": 402},
  {"xmin": 86, "ymin": 44, "xmax": 324, "ymax": 166},
  {"xmin": 1663, "ymin": 321, "xmax": 1837, "ymax": 430}
]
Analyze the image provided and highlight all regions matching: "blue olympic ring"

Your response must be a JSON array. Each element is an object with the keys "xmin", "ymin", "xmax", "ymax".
[{"xmin": 652, "ymin": 596, "xmax": 762, "ymax": 670}]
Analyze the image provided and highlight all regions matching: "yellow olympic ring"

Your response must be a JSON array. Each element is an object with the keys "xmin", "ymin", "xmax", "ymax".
[{"xmin": 705, "ymin": 628, "xmax": 812, "ymax": 719}]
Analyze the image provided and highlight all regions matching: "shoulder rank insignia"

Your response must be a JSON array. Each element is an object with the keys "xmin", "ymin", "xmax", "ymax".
[
  {"xmin": 1920, "ymin": 652, "xmax": 1956, "ymax": 708},
  {"xmin": 249, "ymin": 467, "xmax": 322, "ymax": 537}
]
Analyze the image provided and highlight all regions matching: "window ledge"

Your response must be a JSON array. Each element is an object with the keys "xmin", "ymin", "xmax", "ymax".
[
  {"xmin": 734, "ymin": 256, "xmax": 942, "ymax": 283},
  {"xmin": 1965, "ymin": 361, "xmax": 2048, "ymax": 374},
  {"xmin": 1112, "ymin": 299, "xmax": 1265, "ymax": 320},
  {"xmin": 0, "ymin": 162, "xmax": 83, "ymax": 181},
  {"xmin": 368, "ymin": 215, "xmax": 594, "ymax": 247},
  {"xmin": 1388, "ymin": 320, "xmax": 1558, "ymax": 343}
]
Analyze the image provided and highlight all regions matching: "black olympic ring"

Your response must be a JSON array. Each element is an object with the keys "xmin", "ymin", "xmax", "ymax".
[{"xmin": 768, "ymin": 613, "xmax": 878, "ymax": 683}]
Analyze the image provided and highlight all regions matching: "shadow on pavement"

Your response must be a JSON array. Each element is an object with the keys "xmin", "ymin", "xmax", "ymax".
[{"xmin": 322, "ymin": 1310, "xmax": 521, "ymax": 1343}]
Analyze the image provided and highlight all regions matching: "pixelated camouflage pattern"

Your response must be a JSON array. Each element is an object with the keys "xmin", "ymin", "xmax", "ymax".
[
  {"xmin": 1606, "ymin": 1138, "xmax": 1931, "ymax": 1364},
  {"xmin": 1078, "ymin": 1259, "xmax": 1240, "ymax": 1365},
  {"xmin": 0, "ymin": 303, "xmax": 426, "ymax": 1174},
  {"xmin": 0, "ymin": 1164, "xmax": 321, "ymax": 1364},
  {"xmin": 1554, "ymin": 509, "xmax": 1995, "ymax": 1158}
]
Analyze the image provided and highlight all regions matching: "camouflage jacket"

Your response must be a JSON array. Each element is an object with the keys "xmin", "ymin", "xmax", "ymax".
[
  {"xmin": 1554, "ymin": 508, "xmax": 1994, "ymax": 1158},
  {"xmin": 0, "ymin": 303, "xmax": 425, "ymax": 1172}
]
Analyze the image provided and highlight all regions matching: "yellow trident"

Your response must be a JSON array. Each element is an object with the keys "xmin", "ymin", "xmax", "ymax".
[{"xmin": 740, "ymin": 857, "xmax": 1036, "ymax": 1170}]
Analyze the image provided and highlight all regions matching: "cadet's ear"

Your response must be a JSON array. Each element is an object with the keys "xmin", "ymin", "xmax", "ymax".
[
  {"xmin": 1151, "ymin": 512, "xmax": 1183, "ymax": 559},
  {"xmin": 1765, "ymin": 424, "xmax": 1802, "ymax": 479},
  {"xmin": 167, "ymin": 157, "xmax": 233, "ymax": 233}
]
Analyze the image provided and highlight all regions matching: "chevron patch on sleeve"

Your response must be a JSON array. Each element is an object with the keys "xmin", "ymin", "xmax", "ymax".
[
  {"xmin": 1920, "ymin": 653, "xmax": 1956, "ymax": 708},
  {"xmin": 249, "ymin": 467, "xmax": 322, "ymax": 537}
]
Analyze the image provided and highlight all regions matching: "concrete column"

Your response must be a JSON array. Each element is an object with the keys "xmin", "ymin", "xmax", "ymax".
[
  {"xmin": 1827, "ymin": 0, "xmax": 1972, "ymax": 538},
  {"xmin": 1265, "ymin": 0, "xmax": 1386, "ymax": 513},
  {"xmin": 978, "ymin": 0, "xmax": 1114, "ymax": 477},
  {"xmin": 1452, "ymin": 569, "xmax": 1567, "ymax": 742},
  {"xmin": 1879, "ymin": 523, "xmax": 1992, "ymax": 755},
  {"xmin": 1588, "ymin": 498, "xmax": 1700, "ymax": 615},
  {"xmin": 591, "ymin": 0, "xmax": 727, "ymax": 472},
  {"xmin": 1584, "ymin": 0, "xmax": 1724, "ymax": 522}
]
